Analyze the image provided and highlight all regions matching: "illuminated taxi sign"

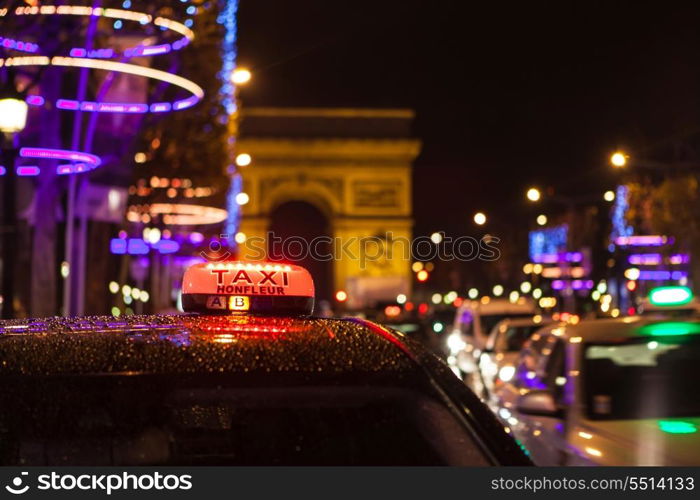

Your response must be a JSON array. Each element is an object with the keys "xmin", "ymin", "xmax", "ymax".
[
  {"xmin": 648, "ymin": 286, "xmax": 693, "ymax": 307},
  {"xmin": 182, "ymin": 261, "xmax": 315, "ymax": 316},
  {"xmin": 229, "ymin": 295, "xmax": 250, "ymax": 311}
]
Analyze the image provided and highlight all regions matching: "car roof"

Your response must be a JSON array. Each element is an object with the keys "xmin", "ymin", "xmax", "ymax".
[
  {"xmin": 458, "ymin": 298, "xmax": 537, "ymax": 315},
  {"xmin": 0, "ymin": 315, "xmax": 418, "ymax": 377},
  {"xmin": 534, "ymin": 316, "xmax": 700, "ymax": 343},
  {"xmin": 492, "ymin": 317, "xmax": 548, "ymax": 329},
  {"xmin": 0, "ymin": 313, "xmax": 533, "ymax": 465}
]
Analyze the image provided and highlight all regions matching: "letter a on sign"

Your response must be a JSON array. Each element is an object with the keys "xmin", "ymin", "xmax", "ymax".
[{"xmin": 206, "ymin": 296, "xmax": 227, "ymax": 310}]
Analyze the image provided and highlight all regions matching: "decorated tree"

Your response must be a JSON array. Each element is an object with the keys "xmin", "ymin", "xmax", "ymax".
[{"xmin": 627, "ymin": 174, "xmax": 700, "ymax": 290}]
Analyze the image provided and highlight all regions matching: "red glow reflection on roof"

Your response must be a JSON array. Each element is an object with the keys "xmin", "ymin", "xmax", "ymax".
[
  {"xmin": 180, "ymin": 315, "xmax": 345, "ymax": 340},
  {"xmin": 349, "ymin": 318, "xmax": 414, "ymax": 359},
  {"xmin": 188, "ymin": 316, "xmax": 301, "ymax": 337}
]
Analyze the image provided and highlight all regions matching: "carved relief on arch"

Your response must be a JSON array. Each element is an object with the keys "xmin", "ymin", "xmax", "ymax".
[{"xmin": 259, "ymin": 174, "xmax": 344, "ymax": 218}]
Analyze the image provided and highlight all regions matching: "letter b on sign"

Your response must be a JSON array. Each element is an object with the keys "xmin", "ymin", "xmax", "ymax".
[{"xmin": 228, "ymin": 296, "xmax": 250, "ymax": 311}]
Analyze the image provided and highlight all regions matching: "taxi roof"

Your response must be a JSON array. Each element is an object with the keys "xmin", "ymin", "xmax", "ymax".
[
  {"xmin": 539, "ymin": 316, "xmax": 700, "ymax": 344},
  {"xmin": 459, "ymin": 298, "xmax": 537, "ymax": 315},
  {"xmin": 0, "ymin": 315, "xmax": 417, "ymax": 377},
  {"xmin": 0, "ymin": 313, "xmax": 533, "ymax": 465}
]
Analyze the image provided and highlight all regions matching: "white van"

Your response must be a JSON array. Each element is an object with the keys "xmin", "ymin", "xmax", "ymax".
[{"xmin": 447, "ymin": 298, "xmax": 537, "ymax": 380}]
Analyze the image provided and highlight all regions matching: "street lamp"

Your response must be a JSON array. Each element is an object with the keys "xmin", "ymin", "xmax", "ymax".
[
  {"xmin": 473, "ymin": 212, "xmax": 487, "ymax": 225},
  {"xmin": 0, "ymin": 96, "xmax": 28, "ymax": 134},
  {"xmin": 0, "ymin": 83, "xmax": 28, "ymax": 319},
  {"xmin": 231, "ymin": 67, "xmax": 252, "ymax": 85},
  {"xmin": 526, "ymin": 187, "xmax": 541, "ymax": 202},
  {"xmin": 235, "ymin": 152, "xmax": 252, "ymax": 167},
  {"xmin": 610, "ymin": 151, "xmax": 627, "ymax": 168},
  {"xmin": 235, "ymin": 191, "xmax": 250, "ymax": 205}
]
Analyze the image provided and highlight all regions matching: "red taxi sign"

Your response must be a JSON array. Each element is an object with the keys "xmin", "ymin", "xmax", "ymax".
[{"xmin": 182, "ymin": 261, "xmax": 315, "ymax": 315}]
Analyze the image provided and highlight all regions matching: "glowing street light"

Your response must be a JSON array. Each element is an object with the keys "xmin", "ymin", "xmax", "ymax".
[
  {"xmin": 604, "ymin": 190, "xmax": 615, "ymax": 202},
  {"xmin": 0, "ymin": 96, "xmax": 29, "ymax": 134},
  {"xmin": 430, "ymin": 232, "xmax": 443, "ymax": 244},
  {"xmin": 235, "ymin": 192, "xmax": 250, "ymax": 205},
  {"xmin": 473, "ymin": 212, "xmax": 487, "ymax": 225},
  {"xmin": 235, "ymin": 152, "xmax": 252, "ymax": 167},
  {"xmin": 526, "ymin": 187, "xmax": 541, "ymax": 202},
  {"xmin": 492, "ymin": 284, "xmax": 504, "ymax": 297},
  {"xmin": 536, "ymin": 214, "xmax": 547, "ymax": 226},
  {"xmin": 610, "ymin": 151, "xmax": 627, "ymax": 168},
  {"xmin": 143, "ymin": 227, "xmax": 161, "ymax": 244},
  {"xmin": 231, "ymin": 67, "xmax": 252, "ymax": 85}
]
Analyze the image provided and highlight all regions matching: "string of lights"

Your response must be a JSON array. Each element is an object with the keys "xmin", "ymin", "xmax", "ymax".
[{"xmin": 217, "ymin": 0, "xmax": 243, "ymax": 251}]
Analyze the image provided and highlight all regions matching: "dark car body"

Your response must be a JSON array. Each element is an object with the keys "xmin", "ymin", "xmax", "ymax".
[{"xmin": 0, "ymin": 314, "xmax": 530, "ymax": 466}]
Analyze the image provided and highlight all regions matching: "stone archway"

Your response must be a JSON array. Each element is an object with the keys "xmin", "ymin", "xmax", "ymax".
[
  {"xmin": 268, "ymin": 200, "xmax": 333, "ymax": 303},
  {"xmin": 237, "ymin": 108, "xmax": 420, "ymax": 309}
]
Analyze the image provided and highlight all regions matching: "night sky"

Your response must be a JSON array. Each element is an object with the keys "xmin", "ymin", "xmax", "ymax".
[{"xmin": 238, "ymin": 1, "xmax": 700, "ymax": 239}]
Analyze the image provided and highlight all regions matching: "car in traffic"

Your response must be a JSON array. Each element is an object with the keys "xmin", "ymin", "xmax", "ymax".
[
  {"xmin": 447, "ymin": 297, "xmax": 537, "ymax": 379},
  {"xmin": 0, "ymin": 261, "xmax": 530, "ymax": 466},
  {"xmin": 492, "ymin": 317, "xmax": 700, "ymax": 465},
  {"xmin": 477, "ymin": 316, "xmax": 554, "ymax": 400}
]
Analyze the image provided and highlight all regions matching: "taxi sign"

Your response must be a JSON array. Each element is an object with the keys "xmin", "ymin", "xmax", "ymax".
[
  {"xmin": 648, "ymin": 286, "xmax": 693, "ymax": 307},
  {"xmin": 182, "ymin": 261, "xmax": 315, "ymax": 315}
]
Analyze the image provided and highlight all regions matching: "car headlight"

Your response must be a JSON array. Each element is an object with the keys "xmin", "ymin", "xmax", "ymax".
[
  {"xmin": 498, "ymin": 364, "xmax": 515, "ymax": 382},
  {"xmin": 447, "ymin": 332, "xmax": 466, "ymax": 354}
]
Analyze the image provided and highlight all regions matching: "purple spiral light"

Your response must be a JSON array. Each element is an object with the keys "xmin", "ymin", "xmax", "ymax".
[
  {"xmin": 0, "ymin": 36, "xmax": 39, "ymax": 53},
  {"xmin": 1, "ymin": 4, "xmax": 203, "ymax": 115},
  {"xmin": 1, "ymin": 56, "xmax": 205, "ymax": 115},
  {"xmin": 110, "ymin": 237, "xmax": 182, "ymax": 256},
  {"xmin": 0, "ymin": 2, "xmax": 201, "ymax": 179},
  {"xmin": 1, "ymin": 148, "xmax": 103, "ymax": 176},
  {"xmin": 1, "ymin": 5, "xmax": 194, "ymax": 60}
]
